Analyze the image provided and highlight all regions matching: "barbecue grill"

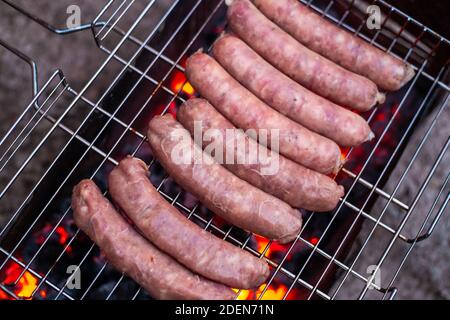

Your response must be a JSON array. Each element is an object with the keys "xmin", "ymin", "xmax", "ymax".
[{"xmin": 0, "ymin": 0, "xmax": 449, "ymax": 300}]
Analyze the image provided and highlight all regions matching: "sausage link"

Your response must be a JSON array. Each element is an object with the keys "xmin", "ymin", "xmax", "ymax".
[
  {"xmin": 227, "ymin": 0, "xmax": 385, "ymax": 111},
  {"xmin": 147, "ymin": 114, "xmax": 303, "ymax": 244},
  {"xmin": 185, "ymin": 52, "xmax": 342, "ymax": 174},
  {"xmin": 71, "ymin": 180, "xmax": 235, "ymax": 300},
  {"xmin": 212, "ymin": 34, "xmax": 374, "ymax": 147},
  {"xmin": 108, "ymin": 156, "xmax": 269, "ymax": 289},
  {"xmin": 251, "ymin": 0, "xmax": 415, "ymax": 91},
  {"xmin": 178, "ymin": 98, "xmax": 345, "ymax": 211}
]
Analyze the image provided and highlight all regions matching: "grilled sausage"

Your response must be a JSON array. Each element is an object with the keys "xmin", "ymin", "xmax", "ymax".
[
  {"xmin": 212, "ymin": 34, "xmax": 374, "ymax": 147},
  {"xmin": 178, "ymin": 98, "xmax": 345, "ymax": 211},
  {"xmin": 185, "ymin": 52, "xmax": 342, "ymax": 174},
  {"xmin": 251, "ymin": 0, "xmax": 415, "ymax": 91},
  {"xmin": 108, "ymin": 156, "xmax": 269, "ymax": 289},
  {"xmin": 227, "ymin": 0, "xmax": 385, "ymax": 111},
  {"xmin": 147, "ymin": 114, "xmax": 303, "ymax": 244},
  {"xmin": 71, "ymin": 180, "xmax": 235, "ymax": 300},
  {"xmin": 213, "ymin": 35, "xmax": 374, "ymax": 147}
]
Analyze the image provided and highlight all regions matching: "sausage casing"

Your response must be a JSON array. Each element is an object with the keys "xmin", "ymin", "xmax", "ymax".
[
  {"xmin": 147, "ymin": 114, "xmax": 303, "ymax": 244},
  {"xmin": 227, "ymin": 0, "xmax": 385, "ymax": 111},
  {"xmin": 178, "ymin": 98, "xmax": 345, "ymax": 211},
  {"xmin": 71, "ymin": 179, "xmax": 235, "ymax": 300},
  {"xmin": 212, "ymin": 34, "xmax": 374, "ymax": 147},
  {"xmin": 252, "ymin": 0, "xmax": 415, "ymax": 91},
  {"xmin": 185, "ymin": 52, "xmax": 342, "ymax": 174},
  {"xmin": 108, "ymin": 156, "xmax": 269, "ymax": 289}
]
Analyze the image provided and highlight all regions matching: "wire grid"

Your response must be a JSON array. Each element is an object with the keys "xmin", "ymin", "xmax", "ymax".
[{"xmin": 0, "ymin": 0, "xmax": 449, "ymax": 300}]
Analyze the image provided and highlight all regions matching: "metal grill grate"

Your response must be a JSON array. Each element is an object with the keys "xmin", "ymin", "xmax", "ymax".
[{"xmin": 0, "ymin": 0, "xmax": 449, "ymax": 300}]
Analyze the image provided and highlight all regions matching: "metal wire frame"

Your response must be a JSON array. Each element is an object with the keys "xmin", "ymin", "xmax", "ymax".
[
  {"xmin": 0, "ymin": 0, "xmax": 436, "ymax": 300},
  {"xmin": 0, "ymin": 0, "xmax": 448, "ymax": 300},
  {"xmin": 1, "ymin": 0, "xmax": 106, "ymax": 35},
  {"xmin": 284, "ymin": 0, "xmax": 450, "ymax": 300},
  {"xmin": 56, "ymin": 0, "xmax": 400, "ymax": 300},
  {"xmin": 256, "ymin": 0, "xmax": 449, "ymax": 300},
  {"xmin": 0, "ymin": 0, "xmax": 224, "ymax": 300},
  {"xmin": 0, "ymin": 0, "xmax": 169, "ymax": 268},
  {"xmin": 0, "ymin": 39, "xmax": 38, "ymax": 98},
  {"xmin": 0, "ymin": 3, "xmax": 430, "ymax": 300},
  {"xmin": 88, "ymin": 0, "xmax": 446, "ymax": 226}
]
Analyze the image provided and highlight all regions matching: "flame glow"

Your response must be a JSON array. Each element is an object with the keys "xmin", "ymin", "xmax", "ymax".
[
  {"xmin": 231, "ymin": 235, "xmax": 303, "ymax": 300},
  {"xmin": 254, "ymin": 235, "xmax": 290, "ymax": 260},
  {"xmin": 235, "ymin": 283, "xmax": 294, "ymax": 300},
  {"xmin": 171, "ymin": 72, "xmax": 194, "ymax": 96},
  {"xmin": 310, "ymin": 237, "xmax": 319, "ymax": 246},
  {"xmin": 0, "ymin": 289, "xmax": 9, "ymax": 300},
  {"xmin": 0, "ymin": 262, "xmax": 41, "ymax": 299},
  {"xmin": 55, "ymin": 226, "xmax": 69, "ymax": 245}
]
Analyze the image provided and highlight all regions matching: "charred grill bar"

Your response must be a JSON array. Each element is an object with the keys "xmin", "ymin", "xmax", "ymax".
[{"xmin": 0, "ymin": 0, "xmax": 449, "ymax": 300}]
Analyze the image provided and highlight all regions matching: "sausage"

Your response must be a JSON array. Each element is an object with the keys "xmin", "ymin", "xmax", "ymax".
[
  {"xmin": 227, "ymin": 0, "xmax": 385, "ymax": 111},
  {"xmin": 185, "ymin": 52, "xmax": 342, "ymax": 174},
  {"xmin": 147, "ymin": 114, "xmax": 303, "ymax": 244},
  {"xmin": 251, "ymin": 0, "xmax": 415, "ymax": 91},
  {"xmin": 71, "ymin": 180, "xmax": 235, "ymax": 300},
  {"xmin": 212, "ymin": 34, "xmax": 374, "ymax": 147},
  {"xmin": 108, "ymin": 156, "xmax": 269, "ymax": 289},
  {"xmin": 178, "ymin": 98, "xmax": 345, "ymax": 211}
]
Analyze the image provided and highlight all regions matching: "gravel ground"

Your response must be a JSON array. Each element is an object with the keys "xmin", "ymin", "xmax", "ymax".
[{"xmin": 1, "ymin": 0, "xmax": 448, "ymax": 299}]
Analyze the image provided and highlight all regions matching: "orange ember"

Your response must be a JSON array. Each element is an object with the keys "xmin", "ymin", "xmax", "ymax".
[
  {"xmin": 259, "ymin": 284, "xmax": 288, "ymax": 300},
  {"xmin": 0, "ymin": 262, "xmax": 45, "ymax": 300},
  {"xmin": 254, "ymin": 235, "xmax": 290, "ymax": 259},
  {"xmin": 0, "ymin": 289, "xmax": 9, "ymax": 300},
  {"xmin": 236, "ymin": 283, "xmax": 294, "ymax": 300},
  {"xmin": 255, "ymin": 235, "xmax": 271, "ymax": 256},
  {"xmin": 340, "ymin": 147, "xmax": 351, "ymax": 162},
  {"xmin": 171, "ymin": 72, "xmax": 195, "ymax": 96}
]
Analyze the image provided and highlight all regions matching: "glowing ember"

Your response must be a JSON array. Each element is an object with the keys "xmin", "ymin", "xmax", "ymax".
[
  {"xmin": 254, "ymin": 235, "xmax": 290, "ymax": 259},
  {"xmin": 170, "ymin": 72, "xmax": 194, "ymax": 96},
  {"xmin": 258, "ymin": 284, "xmax": 288, "ymax": 300},
  {"xmin": 55, "ymin": 226, "xmax": 69, "ymax": 245},
  {"xmin": 255, "ymin": 235, "xmax": 270, "ymax": 256},
  {"xmin": 40, "ymin": 289, "xmax": 47, "ymax": 298},
  {"xmin": 341, "ymin": 148, "xmax": 350, "ymax": 163},
  {"xmin": 1, "ymin": 262, "xmax": 38, "ymax": 299},
  {"xmin": 0, "ymin": 289, "xmax": 9, "ymax": 300},
  {"xmin": 376, "ymin": 113, "xmax": 386, "ymax": 122},
  {"xmin": 236, "ymin": 283, "xmax": 294, "ymax": 300},
  {"xmin": 310, "ymin": 237, "xmax": 319, "ymax": 246}
]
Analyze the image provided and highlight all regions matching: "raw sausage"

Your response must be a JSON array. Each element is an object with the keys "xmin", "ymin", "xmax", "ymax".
[
  {"xmin": 147, "ymin": 114, "xmax": 303, "ymax": 244},
  {"xmin": 177, "ymin": 98, "xmax": 345, "ymax": 211},
  {"xmin": 227, "ymin": 0, "xmax": 385, "ymax": 111},
  {"xmin": 251, "ymin": 0, "xmax": 415, "ymax": 91},
  {"xmin": 71, "ymin": 179, "xmax": 235, "ymax": 300},
  {"xmin": 108, "ymin": 156, "xmax": 269, "ymax": 289},
  {"xmin": 212, "ymin": 34, "xmax": 374, "ymax": 147},
  {"xmin": 185, "ymin": 52, "xmax": 342, "ymax": 174}
]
